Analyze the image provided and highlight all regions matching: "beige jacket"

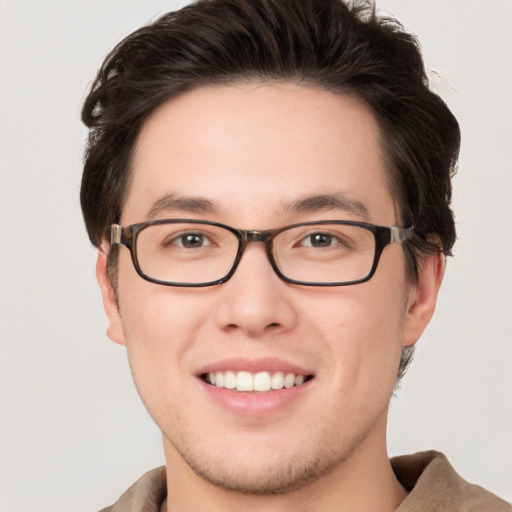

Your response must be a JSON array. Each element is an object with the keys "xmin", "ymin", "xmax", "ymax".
[{"xmin": 100, "ymin": 451, "xmax": 510, "ymax": 511}]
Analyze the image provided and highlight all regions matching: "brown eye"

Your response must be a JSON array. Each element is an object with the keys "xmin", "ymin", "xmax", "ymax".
[
  {"xmin": 308, "ymin": 233, "xmax": 333, "ymax": 247},
  {"xmin": 163, "ymin": 232, "xmax": 211, "ymax": 249},
  {"xmin": 179, "ymin": 233, "xmax": 206, "ymax": 248},
  {"xmin": 300, "ymin": 232, "xmax": 337, "ymax": 248}
]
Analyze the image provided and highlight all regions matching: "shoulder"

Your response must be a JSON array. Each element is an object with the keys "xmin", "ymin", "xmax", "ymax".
[
  {"xmin": 391, "ymin": 451, "xmax": 511, "ymax": 511},
  {"xmin": 98, "ymin": 466, "xmax": 167, "ymax": 512}
]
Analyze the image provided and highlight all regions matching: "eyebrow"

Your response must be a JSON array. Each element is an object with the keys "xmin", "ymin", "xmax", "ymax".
[
  {"xmin": 146, "ymin": 193, "xmax": 218, "ymax": 219},
  {"xmin": 146, "ymin": 191, "xmax": 369, "ymax": 220},
  {"xmin": 282, "ymin": 192, "xmax": 370, "ymax": 219}
]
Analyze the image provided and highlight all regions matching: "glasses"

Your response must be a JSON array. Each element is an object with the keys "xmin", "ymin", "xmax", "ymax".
[{"xmin": 110, "ymin": 219, "xmax": 413, "ymax": 287}]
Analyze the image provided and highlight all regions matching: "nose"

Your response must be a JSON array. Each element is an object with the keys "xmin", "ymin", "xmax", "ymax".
[{"xmin": 213, "ymin": 244, "xmax": 298, "ymax": 337}]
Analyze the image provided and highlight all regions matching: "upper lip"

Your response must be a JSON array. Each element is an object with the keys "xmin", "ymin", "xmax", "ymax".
[{"xmin": 196, "ymin": 357, "xmax": 314, "ymax": 376}]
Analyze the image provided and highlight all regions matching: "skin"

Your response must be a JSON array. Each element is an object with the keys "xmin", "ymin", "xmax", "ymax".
[{"xmin": 97, "ymin": 82, "xmax": 444, "ymax": 512}]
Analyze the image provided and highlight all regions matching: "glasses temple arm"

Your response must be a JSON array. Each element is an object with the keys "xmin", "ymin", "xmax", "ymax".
[
  {"xmin": 111, "ymin": 224, "xmax": 123, "ymax": 244},
  {"xmin": 390, "ymin": 226, "xmax": 414, "ymax": 243}
]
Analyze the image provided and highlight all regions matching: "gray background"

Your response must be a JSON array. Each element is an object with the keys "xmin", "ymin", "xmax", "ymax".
[{"xmin": 0, "ymin": 1, "xmax": 510, "ymax": 510}]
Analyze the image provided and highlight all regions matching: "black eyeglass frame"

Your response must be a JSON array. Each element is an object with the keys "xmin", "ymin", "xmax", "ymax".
[{"xmin": 110, "ymin": 219, "xmax": 414, "ymax": 287}]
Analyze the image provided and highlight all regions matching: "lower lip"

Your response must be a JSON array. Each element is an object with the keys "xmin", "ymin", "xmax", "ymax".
[{"xmin": 199, "ymin": 378, "xmax": 312, "ymax": 417}]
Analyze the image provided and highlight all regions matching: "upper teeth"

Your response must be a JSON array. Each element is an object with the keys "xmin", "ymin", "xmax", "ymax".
[{"xmin": 207, "ymin": 371, "xmax": 306, "ymax": 392}]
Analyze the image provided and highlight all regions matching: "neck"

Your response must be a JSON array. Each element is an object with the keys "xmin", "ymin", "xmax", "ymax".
[{"xmin": 161, "ymin": 420, "xmax": 407, "ymax": 512}]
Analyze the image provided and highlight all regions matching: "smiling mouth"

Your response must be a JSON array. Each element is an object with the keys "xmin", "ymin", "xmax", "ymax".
[{"xmin": 201, "ymin": 371, "xmax": 314, "ymax": 392}]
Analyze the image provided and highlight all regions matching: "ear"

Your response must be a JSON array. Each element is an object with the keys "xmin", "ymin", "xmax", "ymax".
[
  {"xmin": 96, "ymin": 246, "xmax": 126, "ymax": 346},
  {"xmin": 402, "ymin": 251, "xmax": 445, "ymax": 348}
]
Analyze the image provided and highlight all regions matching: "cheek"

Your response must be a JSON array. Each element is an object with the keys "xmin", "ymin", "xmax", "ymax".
[
  {"xmin": 116, "ymin": 264, "xmax": 210, "ymax": 389},
  {"xmin": 118, "ymin": 288, "xmax": 210, "ymax": 423},
  {"xmin": 120, "ymin": 288, "xmax": 205, "ymax": 358},
  {"xmin": 302, "ymin": 282, "xmax": 406, "ymax": 394}
]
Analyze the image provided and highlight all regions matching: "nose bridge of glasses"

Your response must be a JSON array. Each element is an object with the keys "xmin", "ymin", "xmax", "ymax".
[
  {"xmin": 236, "ymin": 229, "xmax": 275, "ymax": 267},
  {"xmin": 242, "ymin": 229, "xmax": 272, "ymax": 244},
  {"xmin": 231, "ymin": 229, "xmax": 278, "ymax": 281}
]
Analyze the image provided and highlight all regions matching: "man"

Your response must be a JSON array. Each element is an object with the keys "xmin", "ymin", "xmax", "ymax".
[{"xmin": 80, "ymin": 0, "xmax": 510, "ymax": 510}]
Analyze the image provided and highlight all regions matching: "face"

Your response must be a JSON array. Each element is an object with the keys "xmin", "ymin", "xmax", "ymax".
[{"xmin": 98, "ymin": 83, "xmax": 441, "ymax": 494}]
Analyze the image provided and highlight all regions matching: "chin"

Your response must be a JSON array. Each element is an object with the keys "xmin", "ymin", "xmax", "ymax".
[
  {"xmin": 165, "ymin": 425, "xmax": 364, "ymax": 496},
  {"xmin": 183, "ymin": 451, "xmax": 334, "ymax": 495}
]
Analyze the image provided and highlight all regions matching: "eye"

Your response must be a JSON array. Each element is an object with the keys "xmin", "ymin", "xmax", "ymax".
[
  {"xmin": 300, "ymin": 232, "xmax": 338, "ymax": 248},
  {"xmin": 166, "ymin": 232, "xmax": 212, "ymax": 249}
]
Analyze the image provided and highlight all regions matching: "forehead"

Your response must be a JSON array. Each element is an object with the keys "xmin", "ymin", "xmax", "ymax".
[{"xmin": 125, "ymin": 82, "xmax": 395, "ymax": 225}]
